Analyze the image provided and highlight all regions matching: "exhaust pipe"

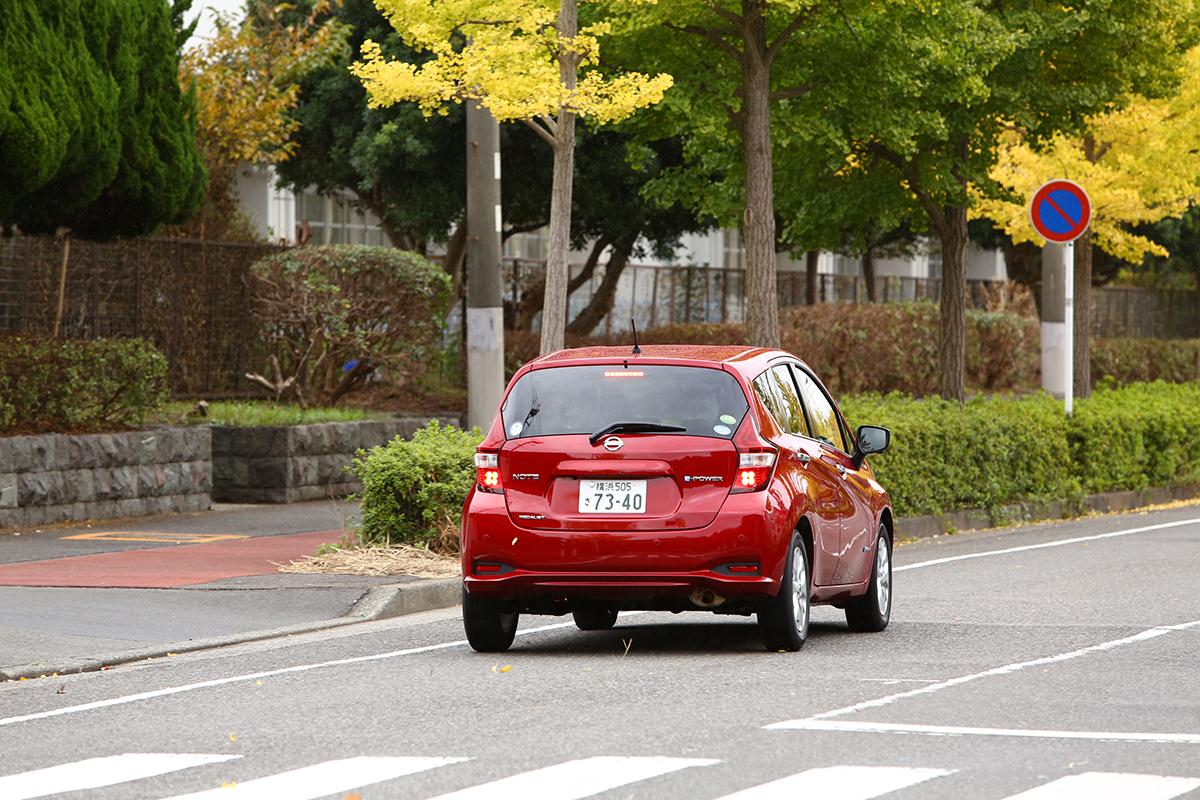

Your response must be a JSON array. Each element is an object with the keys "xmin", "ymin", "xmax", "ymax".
[{"xmin": 690, "ymin": 587, "xmax": 725, "ymax": 608}]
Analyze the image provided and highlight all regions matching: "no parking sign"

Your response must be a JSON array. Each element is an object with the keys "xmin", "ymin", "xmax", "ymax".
[{"xmin": 1029, "ymin": 180, "xmax": 1091, "ymax": 243}]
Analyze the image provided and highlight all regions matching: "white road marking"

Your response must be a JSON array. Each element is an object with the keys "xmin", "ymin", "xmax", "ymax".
[
  {"xmin": 766, "ymin": 618, "xmax": 1200, "ymax": 726},
  {"xmin": 894, "ymin": 516, "xmax": 1200, "ymax": 572},
  {"xmin": 999, "ymin": 771, "xmax": 1200, "ymax": 800},
  {"xmin": 711, "ymin": 765, "xmax": 951, "ymax": 799},
  {"xmin": 0, "ymin": 753, "xmax": 237, "ymax": 800},
  {"xmin": 160, "ymin": 756, "xmax": 465, "ymax": 800},
  {"xmin": 0, "ymin": 616, "xmax": 633, "ymax": 728},
  {"xmin": 424, "ymin": 756, "xmax": 717, "ymax": 800},
  {"xmin": 771, "ymin": 720, "xmax": 1200, "ymax": 745}
]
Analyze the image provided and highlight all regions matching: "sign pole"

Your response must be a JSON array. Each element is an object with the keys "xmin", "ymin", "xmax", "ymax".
[
  {"xmin": 1029, "ymin": 179, "xmax": 1089, "ymax": 417},
  {"xmin": 1063, "ymin": 241, "xmax": 1074, "ymax": 416}
]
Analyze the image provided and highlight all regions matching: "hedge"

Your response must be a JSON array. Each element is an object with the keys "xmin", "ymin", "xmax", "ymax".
[
  {"xmin": 845, "ymin": 381, "xmax": 1200, "ymax": 517},
  {"xmin": 506, "ymin": 303, "xmax": 1039, "ymax": 396},
  {"xmin": 352, "ymin": 383, "xmax": 1200, "ymax": 545},
  {"xmin": 0, "ymin": 336, "xmax": 168, "ymax": 434},
  {"xmin": 1091, "ymin": 338, "xmax": 1200, "ymax": 386}
]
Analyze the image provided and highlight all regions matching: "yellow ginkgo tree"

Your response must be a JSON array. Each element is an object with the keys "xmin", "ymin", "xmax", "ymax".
[
  {"xmin": 352, "ymin": 1, "xmax": 672, "ymax": 353},
  {"xmin": 974, "ymin": 46, "xmax": 1200, "ymax": 395}
]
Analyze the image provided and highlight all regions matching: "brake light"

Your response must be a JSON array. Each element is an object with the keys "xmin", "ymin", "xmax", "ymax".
[
  {"xmin": 475, "ymin": 451, "xmax": 502, "ymax": 493},
  {"xmin": 603, "ymin": 370, "xmax": 645, "ymax": 378},
  {"xmin": 731, "ymin": 417, "xmax": 777, "ymax": 493}
]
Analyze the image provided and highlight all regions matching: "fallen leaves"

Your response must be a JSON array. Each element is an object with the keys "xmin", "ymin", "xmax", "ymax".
[
  {"xmin": 279, "ymin": 544, "xmax": 459, "ymax": 578},
  {"xmin": 491, "ymin": 663, "xmax": 513, "ymax": 674}
]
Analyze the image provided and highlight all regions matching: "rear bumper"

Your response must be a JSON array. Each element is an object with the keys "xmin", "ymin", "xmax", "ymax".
[{"xmin": 461, "ymin": 488, "xmax": 793, "ymax": 610}]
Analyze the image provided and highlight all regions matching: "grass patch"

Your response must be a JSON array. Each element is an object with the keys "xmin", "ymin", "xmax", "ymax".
[{"xmin": 157, "ymin": 400, "xmax": 393, "ymax": 428}]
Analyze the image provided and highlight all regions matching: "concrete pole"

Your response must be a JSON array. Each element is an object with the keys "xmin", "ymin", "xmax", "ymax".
[
  {"xmin": 1040, "ymin": 242, "xmax": 1074, "ymax": 414},
  {"xmin": 465, "ymin": 100, "xmax": 505, "ymax": 430}
]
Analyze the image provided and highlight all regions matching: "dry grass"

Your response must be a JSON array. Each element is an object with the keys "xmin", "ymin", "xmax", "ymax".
[{"xmin": 280, "ymin": 543, "xmax": 460, "ymax": 578}]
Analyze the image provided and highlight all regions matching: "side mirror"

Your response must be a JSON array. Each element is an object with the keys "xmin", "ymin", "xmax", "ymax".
[{"xmin": 852, "ymin": 425, "xmax": 890, "ymax": 469}]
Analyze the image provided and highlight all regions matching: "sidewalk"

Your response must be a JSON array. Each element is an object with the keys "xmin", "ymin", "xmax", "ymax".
[{"xmin": 0, "ymin": 501, "xmax": 460, "ymax": 680}]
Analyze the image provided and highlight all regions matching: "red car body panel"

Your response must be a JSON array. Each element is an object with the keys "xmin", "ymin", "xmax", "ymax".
[{"xmin": 461, "ymin": 345, "xmax": 892, "ymax": 614}]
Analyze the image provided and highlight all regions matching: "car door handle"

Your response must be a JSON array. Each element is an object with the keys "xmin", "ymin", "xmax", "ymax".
[{"xmin": 796, "ymin": 452, "xmax": 811, "ymax": 465}]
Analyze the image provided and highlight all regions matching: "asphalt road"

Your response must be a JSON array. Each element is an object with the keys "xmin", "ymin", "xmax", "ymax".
[{"xmin": 1, "ymin": 504, "xmax": 1198, "ymax": 799}]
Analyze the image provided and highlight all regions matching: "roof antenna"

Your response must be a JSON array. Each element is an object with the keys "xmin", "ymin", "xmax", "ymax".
[{"xmin": 630, "ymin": 318, "xmax": 641, "ymax": 355}]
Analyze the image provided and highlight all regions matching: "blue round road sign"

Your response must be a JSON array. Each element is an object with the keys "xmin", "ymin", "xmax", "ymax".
[{"xmin": 1029, "ymin": 180, "xmax": 1091, "ymax": 243}]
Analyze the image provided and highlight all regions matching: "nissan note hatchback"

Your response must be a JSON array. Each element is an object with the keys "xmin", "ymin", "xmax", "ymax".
[{"xmin": 461, "ymin": 345, "xmax": 893, "ymax": 652}]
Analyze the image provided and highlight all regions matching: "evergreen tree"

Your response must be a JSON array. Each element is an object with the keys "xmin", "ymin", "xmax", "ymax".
[{"xmin": 0, "ymin": 0, "xmax": 204, "ymax": 237}]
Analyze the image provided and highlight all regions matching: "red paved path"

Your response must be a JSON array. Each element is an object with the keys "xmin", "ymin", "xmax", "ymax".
[{"xmin": 0, "ymin": 530, "xmax": 344, "ymax": 588}]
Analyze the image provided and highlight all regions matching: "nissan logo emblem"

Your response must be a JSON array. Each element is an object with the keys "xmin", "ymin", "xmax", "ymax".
[{"xmin": 602, "ymin": 436, "xmax": 624, "ymax": 452}]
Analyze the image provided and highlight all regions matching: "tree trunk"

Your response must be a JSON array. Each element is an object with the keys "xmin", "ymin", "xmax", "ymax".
[
  {"xmin": 566, "ymin": 236, "xmax": 635, "ymax": 336},
  {"xmin": 1074, "ymin": 228, "xmax": 1093, "ymax": 398},
  {"xmin": 937, "ymin": 206, "xmax": 968, "ymax": 401},
  {"xmin": 444, "ymin": 212, "xmax": 468, "ymax": 301},
  {"xmin": 805, "ymin": 250, "xmax": 818, "ymax": 304},
  {"xmin": 538, "ymin": 0, "xmax": 577, "ymax": 355},
  {"xmin": 862, "ymin": 245, "xmax": 877, "ymax": 302},
  {"xmin": 53, "ymin": 237, "xmax": 70, "ymax": 338},
  {"xmin": 739, "ymin": 4, "xmax": 780, "ymax": 348}
]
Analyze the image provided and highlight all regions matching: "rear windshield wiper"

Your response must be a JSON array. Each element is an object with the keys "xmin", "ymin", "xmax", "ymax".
[{"xmin": 589, "ymin": 421, "xmax": 687, "ymax": 446}]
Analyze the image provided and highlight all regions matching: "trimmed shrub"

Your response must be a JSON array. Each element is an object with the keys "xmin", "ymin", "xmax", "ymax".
[
  {"xmin": 1091, "ymin": 338, "xmax": 1200, "ymax": 386},
  {"xmin": 506, "ymin": 304, "xmax": 1039, "ymax": 396},
  {"xmin": 350, "ymin": 421, "xmax": 483, "ymax": 548},
  {"xmin": 841, "ymin": 393, "xmax": 1077, "ymax": 518},
  {"xmin": 0, "ymin": 336, "xmax": 168, "ymax": 434},
  {"xmin": 249, "ymin": 245, "xmax": 452, "ymax": 404},
  {"xmin": 1069, "ymin": 382, "xmax": 1200, "ymax": 493}
]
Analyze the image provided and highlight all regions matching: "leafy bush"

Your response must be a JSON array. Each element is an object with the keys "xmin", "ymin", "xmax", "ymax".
[
  {"xmin": 1069, "ymin": 382, "xmax": 1200, "ymax": 492},
  {"xmin": 248, "ymin": 245, "xmax": 452, "ymax": 405},
  {"xmin": 844, "ymin": 382, "xmax": 1200, "ymax": 517},
  {"xmin": 350, "ymin": 421, "xmax": 483, "ymax": 548},
  {"xmin": 1091, "ymin": 338, "xmax": 1200, "ymax": 386},
  {"xmin": 507, "ymin": 304, "xmax": 1039, "ymax": 395},
  {"xmin": 0, "ymin": 336, "xmax": 168, "ymax": 434},
  {"xmin": 841, "ymin": 393, "xmax": 1077, "ymax": 518}
]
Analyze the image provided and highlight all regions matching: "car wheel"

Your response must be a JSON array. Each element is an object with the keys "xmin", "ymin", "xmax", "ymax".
[
  {"xmin": 572, "ymin": 608, "xmax": 619, "ymax": 630},
  {"xmin": 758, "ymin": 533, "xmax": 810, "ymax": 652},
  {"xmin": 462, "ymin": 586, "xmax": 518, "ymax": 652},
  {"xmin": 845, "ymin": 524, "xmax": 892, "ymax": 632}
]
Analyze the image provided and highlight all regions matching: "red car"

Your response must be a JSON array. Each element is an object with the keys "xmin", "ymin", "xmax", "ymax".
[{"xmin": 461, "ymin": 344, "xmax": 893, "ymax": 652}]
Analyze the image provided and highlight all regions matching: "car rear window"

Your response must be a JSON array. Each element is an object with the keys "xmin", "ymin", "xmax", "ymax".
[{"xmin": 502, "ymin": 365, "xmax": 750, "ymax": 440}]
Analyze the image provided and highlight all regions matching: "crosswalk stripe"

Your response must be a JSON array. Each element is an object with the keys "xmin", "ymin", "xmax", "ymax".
[
  {"xmin": 425, "ymin": 756, "xmax": 718, "ymax": 800},
  {"xmin": 160, "ymin": 756, "xmax": 466, "ymax": 800},
  {"xmin": 1000, "ymin": 771, "xmax": 1200, "ymax": 800},
  {"xmin": 711, "ymin": 765, "xmax": 952, "ymax": 800},
  {"xmin": 0, "ymin": 753, "xmax": 237, "ymax": 800}
]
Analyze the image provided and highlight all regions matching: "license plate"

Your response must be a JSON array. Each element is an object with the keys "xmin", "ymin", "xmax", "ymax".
[{"xmin": 578, "ymin": 479, "xmax": 647, "ymax": 514}]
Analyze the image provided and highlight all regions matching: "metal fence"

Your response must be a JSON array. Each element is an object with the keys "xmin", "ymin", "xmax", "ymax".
[
  {"xmin": 1089, "ymin": 285, "xmax": 1200, "ymax": 339},
  {"xmin": 0, "ymin": 236, "xmax": 282, "ymax": 396}
]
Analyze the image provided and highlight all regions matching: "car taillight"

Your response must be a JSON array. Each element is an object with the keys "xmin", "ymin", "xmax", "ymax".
[
  {"xmin": 475, "ymin": 451, "xmax": 502, "ymax": 493},
  {"xmin": 732, "ymin": 417, "xmax": 777, "ymax": 493}
]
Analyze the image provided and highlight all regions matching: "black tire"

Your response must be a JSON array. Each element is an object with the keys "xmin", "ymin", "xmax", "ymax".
[
  {"xmin": 462, "ymin": 587, "xmax": 518, "ymax": 652},
  {"xmin": 845, "ymin": 524, "xmax": 892, "ymax": 632},
  {"xmin": 572, "ymin": 608, "xmax": 618, "ymax": 631},
  {"xmin": 758, "ymin": 532, "xmax": 811, "ymax": 652}
]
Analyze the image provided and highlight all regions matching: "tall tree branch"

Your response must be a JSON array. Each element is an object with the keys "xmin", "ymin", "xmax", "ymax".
[
  {"xmin": 665, "ymin": 22, "xmax": 743, "ymax": 63},
  {"xmin": 765, "ymin": 9, "xmax": 816, "ymax": 65},
  {"xmin": 522, "ymin": 116, "xmax": 557, "ymax": 148},
  {"xmin": 769, "ymin": 84, "xmax": 812, "ymax": 102}
]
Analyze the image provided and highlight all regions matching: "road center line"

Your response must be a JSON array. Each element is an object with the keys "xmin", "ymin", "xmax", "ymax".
[
  {"xmin": 767, "ymin": 619, "xmax": 1200, "ymax": 726},
  {"xmin": 2, "ymin": 516, "xmax": 1197, "ymax": 729},
  {"xmin": 894, "ymin": 516, "xmax": 1200, "ymax": 573}
]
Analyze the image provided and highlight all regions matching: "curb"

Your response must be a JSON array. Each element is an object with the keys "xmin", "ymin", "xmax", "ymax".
[
  {"xmin": 894, "ymin": 484, "xmax": 1200, "ymax": 540},
  {"xmin": 0, "ymin": 578, "xmax": 463, "ymax": 682}
]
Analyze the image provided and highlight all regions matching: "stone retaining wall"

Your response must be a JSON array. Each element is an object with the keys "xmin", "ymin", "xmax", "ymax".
[
  {"xmin": 211, "ymin": 416, "xmax": 460, "ymax": 503},
  {"xmin": 0, "ymin": 428, "xmax": 212, "ymax": 529}
]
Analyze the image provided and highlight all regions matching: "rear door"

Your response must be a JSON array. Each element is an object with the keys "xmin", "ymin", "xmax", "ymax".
[
  {"xmin": 498, "ymin": 364, "xmax": 750, "ymax": 532},
  {"xmin": 751, "ymin": 364, "xmax": 849, "ymax": 587},
  {"xmin": 791, "ymin": 366, "xmax": 877, "ymax": 585}
]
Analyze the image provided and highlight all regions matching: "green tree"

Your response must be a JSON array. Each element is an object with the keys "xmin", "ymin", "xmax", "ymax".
[
  {"xmin": 0, "ymin": 0, "xmax": 205, "ymax": 237},
  {"xmin": 817, "ymin": 0, "xmax": 1194, "ymax": 400},
  {"xmin": 351, "ymin": 0, "xmax": 672, "ymax": 354}
]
